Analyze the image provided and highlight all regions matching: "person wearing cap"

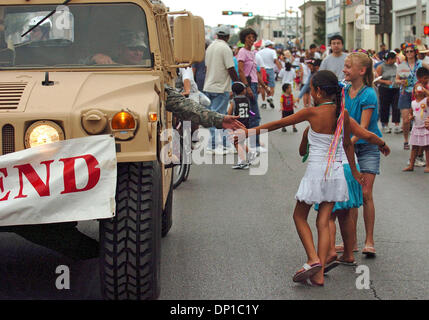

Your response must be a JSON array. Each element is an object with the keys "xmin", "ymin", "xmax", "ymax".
[
  {"xmin": 309, "ymin": 44, "xmax": 321, "ymax": 60},
  {"xmin": 375, "ymin": 51, "xmax": 402, "ymax": 134},
  {"xmin": 90, "ymin": 31, "xmax": 149, "ymax": 65},
  {"xmin": 320, "ymin": 44, "xmax": 328, "ymax": 60},
  {"xmin": 255, "ymin": 40, "xmax": 282, "ymax": 108},
  {"xmin": 203, "ymin": 24, "xmax": 239, "ymax": 154}
]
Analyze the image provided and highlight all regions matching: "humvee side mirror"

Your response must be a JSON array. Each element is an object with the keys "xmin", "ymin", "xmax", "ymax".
[{"xmin": 173, "ymin": 15, "xmax": 205, "ymax": 64}]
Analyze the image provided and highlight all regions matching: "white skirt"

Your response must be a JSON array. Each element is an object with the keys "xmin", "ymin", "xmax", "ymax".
[{"xmin": 295, "ymin": 161, "xmax": 349, "ymax": 205}]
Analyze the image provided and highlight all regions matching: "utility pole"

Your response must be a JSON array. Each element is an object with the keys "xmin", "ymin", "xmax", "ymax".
[
  {"xmin": 284, "ymin": 0, "xmax": 288, "ymax": 48},
  {"xmin": 417, "ymin": 0, "xmax": 423, "ymax": 41},
  {"xmin": 342, "ymin": 0, "xmax": 346, "ymax": 50},
  {"xmin": 427, "ymin": 0, "xmax": 429, "ymax": 46},
  {"xmin": 303, "ymin": 0, "xmax": 306, "ymax": 49}
]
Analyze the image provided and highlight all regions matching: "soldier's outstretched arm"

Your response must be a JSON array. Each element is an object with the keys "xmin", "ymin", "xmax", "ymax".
[{"xmin": 164, "ymin": 85, "xmax": 225, "ymax": 129}]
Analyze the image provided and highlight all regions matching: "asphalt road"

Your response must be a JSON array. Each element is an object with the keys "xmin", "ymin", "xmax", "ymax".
[{"xmin": 0, "ymin": 82, "xmax": 428, "ymax": 300}]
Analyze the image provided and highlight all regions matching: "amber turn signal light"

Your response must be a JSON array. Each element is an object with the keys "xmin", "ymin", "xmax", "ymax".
[
  {"xmin": 149, "ymin": 112, "xmax": 157, "ymax": 122},
  {"xmin": 111, "ymin": 111, "xmax": 136, "ymax": 130}
]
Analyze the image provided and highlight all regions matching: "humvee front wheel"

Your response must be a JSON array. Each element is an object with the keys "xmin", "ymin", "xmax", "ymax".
[{"xmin": 99, "ymin": 161, "xmax": 162, "ymax": 300}]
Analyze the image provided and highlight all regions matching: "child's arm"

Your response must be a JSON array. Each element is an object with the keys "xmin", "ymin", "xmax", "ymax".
[
  {"xmin": 343, "ymin": 111, "xmax": 364, "ymax": 185},
  {"xmin": 249, "ymin": 107, "xmax": 312, "ymax": 136},
  {"xmin": 350, "ymin": 118, "xmax": 390, "ymax": 156},
  {"xmin": 299, "ymin": 126, "xmax": 310, "ymax": 156},
  {"xmin": 227, "ymin": 101, "xmax": 233, "ymax": 116}
]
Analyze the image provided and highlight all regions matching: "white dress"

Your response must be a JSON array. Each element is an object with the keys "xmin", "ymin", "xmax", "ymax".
[{"xmin": 295, "ymin": 128, "xmax": 349, "ymax": 205}]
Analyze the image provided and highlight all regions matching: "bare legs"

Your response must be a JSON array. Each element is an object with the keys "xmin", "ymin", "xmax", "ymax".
[
  {"xmin": 293, "ymin": 201, "xmax": 334, "ymax": 285},
  {"xmin": 401, "ymin": 109, "xmax": 411, "ymax": 145},
  {"xmin": 361, "ymin": 173, "xmax": 376, "ymax": 250}
]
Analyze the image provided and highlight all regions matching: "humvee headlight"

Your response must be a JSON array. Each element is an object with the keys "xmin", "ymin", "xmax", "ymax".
[
  {"xmin": 111, "ymin": 111, "xmax": 136, "ymax": 130},
  {"xmin": 25, "ymin": 121, "xmax": 64, "ymax": 148}
]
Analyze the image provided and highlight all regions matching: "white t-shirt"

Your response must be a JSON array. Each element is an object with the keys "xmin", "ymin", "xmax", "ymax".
[
  {"xmin": 313, "ymin": 52, "xmax": 321, "ymax": 60},
  {"xmin": 278, "ymin": 69, "xmax": 296, "ymax": 85},
  {"xmin": 203, "ymin": 39, "xmax": 235, "ymax": 93},
  {"xmin": 257, "ymin": 47, "xmax": 277, "ymax": 69},
  {"xmin": 255, "ymin": 52, "xmax": 264, "ymax": 68},
  {"xmin": 301, "ymin": 63, "xmax": 311, "ymax": 84},
  {"xmin": 179, "ymin": 67, "xmax": 199, "ymax": 101}
]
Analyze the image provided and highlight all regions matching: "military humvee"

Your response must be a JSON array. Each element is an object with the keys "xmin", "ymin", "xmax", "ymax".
[{"xmin": 0, "ymin": 0, "xmax": 205, "ymax": 300}]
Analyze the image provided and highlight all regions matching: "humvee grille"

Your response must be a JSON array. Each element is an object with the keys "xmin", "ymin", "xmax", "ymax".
[
  {"xmin": 0, "ymin": 82, "xmax": 27, "ymax": 109},
  {"xmin": 2, "ymin": 124, "xmax": 15, "ymax": 155}
]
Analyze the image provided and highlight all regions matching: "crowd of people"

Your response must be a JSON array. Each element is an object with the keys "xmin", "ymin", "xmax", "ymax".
[{"xmin": 174, "ymin": 25, "xmax": 429, "ymax": 286}]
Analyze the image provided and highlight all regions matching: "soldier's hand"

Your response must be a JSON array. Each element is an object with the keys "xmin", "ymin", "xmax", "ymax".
[
  {"xmin": 91, "ymin": 53, "xmax": 115, "ymax": 65},
  {"xmin": 222, "ymin": 116, "xmax": 246, "ymax": 131}
]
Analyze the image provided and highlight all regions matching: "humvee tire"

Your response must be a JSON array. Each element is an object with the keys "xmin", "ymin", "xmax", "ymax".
[
  {"xmin": 161, "ymin": 174, "xmax": 173, "ymax": 238},
  {"xmin": 99, "ymin": 161, "xmax": 162, "ymax": 300}
]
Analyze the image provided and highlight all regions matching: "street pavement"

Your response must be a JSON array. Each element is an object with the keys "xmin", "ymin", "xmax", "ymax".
[{"xmin": 0, "ymin": 82, "xmax": 428, "ymax": 300}]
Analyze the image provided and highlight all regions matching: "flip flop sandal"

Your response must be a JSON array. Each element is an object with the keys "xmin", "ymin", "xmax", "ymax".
[
  {"xmin": 362, "ymin": 247, "xmax": 376, "ymax": 257},
  {"xmin": 293, "ymin": 263, "xmax": 322, "ymax": 283},
  {"xmin": 310, "ymin": 278, "xmax": 324, "ymax": 287},
  {"xmin": 338, "ymin": 259, "xmax": 357, "ymax": 266},
  {"xmin": 336, "ymin": 244, "xmax": 359, "ymax": 253},
  {"xmin": 324, "ymin": 260, "xmax": 340, "ymax": 274}
]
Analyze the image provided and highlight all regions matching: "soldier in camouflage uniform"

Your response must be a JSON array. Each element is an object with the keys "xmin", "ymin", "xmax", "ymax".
[{"xmin": 165, "ymin": 85, "xmax": 244, "ymax": 130}]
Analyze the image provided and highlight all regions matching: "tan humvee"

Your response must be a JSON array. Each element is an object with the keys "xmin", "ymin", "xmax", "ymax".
[{"xmin": 0, "ymin": 0, "xmax": 205, "ymax": 300}]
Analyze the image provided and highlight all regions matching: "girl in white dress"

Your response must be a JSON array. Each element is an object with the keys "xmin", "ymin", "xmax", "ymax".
[{"xmin": 246, "ymin": 70, "xmax": 363, "ymax": 286}]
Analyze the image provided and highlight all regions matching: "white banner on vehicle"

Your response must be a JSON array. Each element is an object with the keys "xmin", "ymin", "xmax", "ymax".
[{"xmin": 0, "ymin": 135, "xmax": 117, "ymax": 226}]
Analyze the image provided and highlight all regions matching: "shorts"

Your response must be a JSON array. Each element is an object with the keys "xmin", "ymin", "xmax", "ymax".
[
  {"xmin": 398, "ymin": 91, "xmax": 412, "ymax": 110},
  {"xmin": 266, "ymin": 68, "xmax": 276, "ymax": 88},
  {"xmin": 282, "ymin": 110, "xmax": 294, "ymax": 118},
  {"xmin": 354, "ymin": 143, "xmax": 380, "ymax": 175}
]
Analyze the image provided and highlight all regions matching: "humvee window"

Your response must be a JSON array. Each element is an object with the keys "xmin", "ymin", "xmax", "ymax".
[{"xmin": 0, "ymin": 3, "xmax": 152, "ymax": 68}]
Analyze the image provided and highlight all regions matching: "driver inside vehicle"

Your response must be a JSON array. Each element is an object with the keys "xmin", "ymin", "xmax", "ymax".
[
  {"xmin": 28, "ymin": 16, "xmax": 52, "ymax": 42},
  {"xmin": 89, "ymin": 30, "xmax": 149, "ymax": 65}
]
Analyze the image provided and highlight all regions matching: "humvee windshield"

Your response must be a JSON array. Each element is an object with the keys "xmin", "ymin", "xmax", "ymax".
[{"xmin": 0, "ymin": 3, "xmax": 152, "ymax": 69}]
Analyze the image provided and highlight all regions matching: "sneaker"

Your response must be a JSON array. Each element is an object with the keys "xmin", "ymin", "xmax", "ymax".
[
  {"xmin": 382, "ymin": 126, "xmax": 392, "ymax": 134},
  {"xmin": 293, "ymin": 127, "xmax": 298, "ymax": 133},
  {"xmin": 267, "ymin": 98, "xmax": 275, "ymax": 109},
  {"xmin": 247, "ymin": 151, "xmax": 258, "ymax": 165},
  {"xmin": 393, "ymin": 126, "xmax": 403, "ymax": 134},
  {"xmin": 404, "ymin": 142, "xmax": 410, "ymax": 150},
  {"xmin": 205, "ymin": 147, "xmax": 216, "ymax": 155},
  {"xmin": 416, "ymin": 156, "xmax": 426, "ymax": 167},
  {"xmin": 232, "ymin": 162, "xmax": 249, "ymax": 170},
  {"xmin": 261, "ymin": 103, "xmax": 267, "ymax": 109},
  {"xmin": 214, "ymin": 146, "xmax": 227, "ymax": 155},
  {"xmin": 282, "ymin": 127, "xmax": 287, "ymax": 132},
  {"xmin": 257, "ymin": 146, "xmax": 268, "ymax": 153},
  {"xmin": 223, "ymin": 146, "xmax": 237, "ymax": 154}
]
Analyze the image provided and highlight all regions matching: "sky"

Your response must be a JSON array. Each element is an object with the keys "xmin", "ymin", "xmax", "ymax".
[{"xmin": 162, "ymin": 0, "xmax": 305, "ymax": 28}]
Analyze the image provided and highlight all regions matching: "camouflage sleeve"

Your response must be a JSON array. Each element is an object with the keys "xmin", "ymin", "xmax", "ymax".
[{"xmin": 164, "ymin": 85, "xmax": 224, "ymax": 129}]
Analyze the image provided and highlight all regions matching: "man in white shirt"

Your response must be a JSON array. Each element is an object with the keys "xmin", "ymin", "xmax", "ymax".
[
  {"xmin": 203, "ymin": 25, "xmax": 239, "ymax": 153},
  {"xmin": 257, "ymin": 40, "xmax": 282, "ymax": 108}
]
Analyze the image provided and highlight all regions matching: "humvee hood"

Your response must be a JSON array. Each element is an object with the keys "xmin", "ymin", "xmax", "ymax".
[{"xmin": 0, "ymin": 72, "xmax": 160, "ymax": 112}]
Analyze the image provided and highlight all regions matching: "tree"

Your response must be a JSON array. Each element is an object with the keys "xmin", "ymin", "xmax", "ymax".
[{"xmin": 313, "ymin": 6, "xmax": 326, "ymax": 46}]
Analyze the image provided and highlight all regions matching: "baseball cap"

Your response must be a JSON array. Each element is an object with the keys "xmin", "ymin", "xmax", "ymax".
[
  {"xmin": 216, "ymin": 25, "xmax": 230, "ymax": 36},
  {"xmin": 264, "ymin": 40, "xmax": 274, "ymax": 47},
  {"xmin": 320, "ymin": 45, "xmax": 326, "ymax": 50},
  {"xmin": 119, "ymin": 31, "xmax": 147, "ymax": 48}
]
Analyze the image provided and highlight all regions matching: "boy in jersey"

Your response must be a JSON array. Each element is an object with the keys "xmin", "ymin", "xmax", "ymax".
[
  {"xmin": 228, "ymin": 82, "xmax": 257, "ymax": 169},
  {"xmin": 280, "ymin": 83, "xmax": 298, "ymax": 132}
]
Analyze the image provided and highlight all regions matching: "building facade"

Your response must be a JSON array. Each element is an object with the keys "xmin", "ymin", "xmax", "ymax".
[
  {"xmin": 247, "ymin": 15, "xmax": 301, "ymax": 48},
  {"xmin": 392, "ymin": 0, "xmax": 429, "ymax": 49},
  {"xmin": 326, "ymin": 0, "xmax": 342, "ymax": 43},
  {"xmin": 299, "ymin": 0, "xmax": 326, "ymax": 48}
]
